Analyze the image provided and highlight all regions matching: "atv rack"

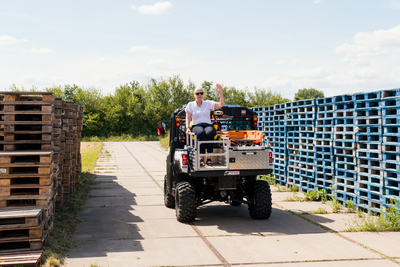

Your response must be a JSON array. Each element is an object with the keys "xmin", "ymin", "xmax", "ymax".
[{"xmin": 186, "ymin": 132, "xmax": 230, "ymax": 171}]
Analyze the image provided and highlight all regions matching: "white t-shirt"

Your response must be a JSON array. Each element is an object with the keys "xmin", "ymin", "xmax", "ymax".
[{"xmin": 186, "ymin": 100, "xmax": 216, "ymax": 125}]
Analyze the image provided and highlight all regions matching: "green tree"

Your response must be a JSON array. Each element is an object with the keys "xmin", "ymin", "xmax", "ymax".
[
  {"xmin": 247, "ymin": 88, "xmax": 290, "ymax": 107},
  {"xmin": 294, "ymin": 88, "xmax": 324, "ymax": 101}
]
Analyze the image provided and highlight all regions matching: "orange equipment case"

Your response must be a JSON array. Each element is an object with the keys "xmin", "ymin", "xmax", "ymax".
[{"xmin": 220, "ymin": 130, "xmax": 264, "ymax": 145}]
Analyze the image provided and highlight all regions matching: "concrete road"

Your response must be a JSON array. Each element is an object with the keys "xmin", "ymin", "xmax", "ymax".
[{"xmin": 66, "ymin": 142, "xmax": 400, "ymax": 267}]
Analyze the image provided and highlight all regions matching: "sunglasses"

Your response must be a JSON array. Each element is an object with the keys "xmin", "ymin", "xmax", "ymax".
[{"xmin": 195, "ymin": 92, "xmax": 204, "ymax": 95}]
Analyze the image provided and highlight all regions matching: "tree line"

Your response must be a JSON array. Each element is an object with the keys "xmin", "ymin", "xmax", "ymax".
[{"xmin": 8, "ymin": 75, "xmax": 323, "ymax": 137}]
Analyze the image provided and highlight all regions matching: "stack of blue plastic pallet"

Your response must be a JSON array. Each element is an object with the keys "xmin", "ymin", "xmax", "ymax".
[
  {"xmin": 272, "ymin": 104, "xmax": 286, "ymax": 185},
  {"xmin": 285, "ymin": 101, "xmax": 299, "ymax": 188},
  {"xmin": 315, "ymin": 96, "xmax": 335, "ymax": 197},
  {"xmin": 253, "ymin": 87, "xmax": 400, "ymax": 213},
  {"xmin": 380, "ymin": 89, "xmax": 400, "ymax": 210},
  {"xmin": 353, "ymin": 91, "xmax": 382, "ymax": 212},
  {"xmin": 332, "ymin": 94, "xmax": 356, "ymax": 204}
]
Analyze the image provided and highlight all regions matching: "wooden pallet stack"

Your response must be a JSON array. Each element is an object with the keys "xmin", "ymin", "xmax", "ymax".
[
  {"xmin": 0, "ymin": 92, "xmax": 56, "ymax": 255},
  {"xmin": 76, "ymin": 106, "xmax": 83, "ymax": 183},
  {"xmin": 61, "ymin": 100, "xmax": 74, "ymax": 199},
  {"xmin": 0, "ymin": 92, "xmax": 84, "ymax": 266},
  {"xmin": 53, "ymin": 98, "xmax": 63, "ymax": 212}
]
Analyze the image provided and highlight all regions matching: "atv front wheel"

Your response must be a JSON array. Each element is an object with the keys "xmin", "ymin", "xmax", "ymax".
[
  {"xmin": 164, "ymin": 175, "xmax": 175, "ymax": 209},
  {"xmin": 248, "ymin": 180, "xmax": 272, "ymax": 219},
  {"xmin": 175, "ymin": 181, "xmax": 197, "ymax": 222}
]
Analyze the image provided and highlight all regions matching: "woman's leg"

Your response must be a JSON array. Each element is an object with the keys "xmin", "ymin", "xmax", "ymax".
[
  {"xmin": 204, "ymin": 125, "xmax": 216, "ymax": 154},
  {"xmin": 191, "ymin": 125, "xmax": 206, "ymax": 154}
]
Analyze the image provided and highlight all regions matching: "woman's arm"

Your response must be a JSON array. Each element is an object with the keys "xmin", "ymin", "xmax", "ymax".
[
  {"xmin": 185, "ymin": 110, "xmax": 192, "ymax": 134},
  {"xmin": 214, "ymin": 83, "xmax": 224, "ymax": 110}
]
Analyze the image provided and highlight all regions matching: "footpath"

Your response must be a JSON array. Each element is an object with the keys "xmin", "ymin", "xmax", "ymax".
[{"xmin": 66, "ymin": 141, "xmax": 400, "ymax": 267}]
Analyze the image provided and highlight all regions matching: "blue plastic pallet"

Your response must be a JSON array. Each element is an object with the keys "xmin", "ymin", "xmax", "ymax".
[
  {"xmin": 355, "ymin": 100, "xmax": 380, "ymax": 109},
  {"xmin": 316, "ymin": 97, "xmax": 334, "ymax": 105},
  {"xmin": 334, "ymin": 118, "xmax": 355, "ymax": 125},
  {"xmin": 356, "ymin": 150, "xmax": 382, "ymax": 160},
  {"xmin": 382, "ymin": 160, "xmax": 400, "ymax": 172},
  {"xmin": 357, "ymin": 158, "xmax": 382, "ymax": 168},
  {"xmin": 315, "ymin": 126, "xmax": 334, "ymax": 133},
  {"xmin": 380, "ymin": 98, "xmax": 400, "ymax": 108},
  {"xmin": 335, "ymin": 169, "xmax": 357, "ymax": 180},
  {"xmin": 315, "ymin": 159, "xmax": 334, "ymax": 168},
  {"xmin": 382, "ymin": 134, "xmax": 400, "ymax": 143},
  {"xmin": 333, "ymin": 94, "xmax": 353, "ymax": 103},
  {"xmin": 381, "ymin": 88, "xmax": 400, "ymax": 98},
  {"xmin": 316, "ymin": 104, "xmax": 334, "ymax": 112},
  {"xmin": 355, "ymin": 109, "xmax": 382, "ymax": 117},
  {"xmin": 316, "ymin": 166, "xmax": 334, "ymax": 175},
  {"xmin": 383, "ymin": 117, "xmax": 400, "ymax": 126},
  {"xmin": 382, "ymin": 152, "xmax": 400, "ymax": 162},
  {"xmin": 356, "ymin": 117, "xmax": 382, "ymax": 126},
  {"xmin": 334, "ymin": 125, "xmax": 356, "ymax": 133},
  {"xmin": 353, "ymin": 91, "xmax": 381, "ymax": 101},
  {"xmin": 382, "ymin": 107, "xmax": 400, "ymax": 116},
  {"xmin": 355, "ymin": 133, "xmax": 382, "ymax": 143},
  {"xmin": 358, "ymin": 173, "xmax": 384, "ymax": 186}
]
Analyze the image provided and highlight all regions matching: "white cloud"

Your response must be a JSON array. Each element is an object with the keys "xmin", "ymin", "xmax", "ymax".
[
  {"xmin": 274, "ymin": 60, "xmax": 299, "ymax": 65},
  {"xmin": 388, "ymin": 1, "xmax": 400, "ymax": 9},
  {"xmin": 313, "ymin": 0, "xmax": 321, "ymax": 4},
  {"xmin": 291, "ymin": 67, "xmax": 332, "ymax": 79},
  {"xmin": 128, "ymin": 45, "xmax": 156, "ymax": 53},
  {"xmin": 31, "ymin": 48, "xmax": 55, "ymax": 54},
  {"xmin": 340, "ymin": 57, "xmax": 370, "ymax": 66},
  {"xmin": 350, "ymin": 68, "xmax": 379, "ymax": 79},
  {"xmin": 354, "ymin": 25, "xmax": 400, "ymax": 47},
  {"xmin": 19, "ymin": 74, "xmax": 61, "ymax": 85},
  {"xmin": 336, "ymin": 25, "xmax": 400, "ymax": 61},
  {"xmin": 0, "ymin": 35, "xmax": 18, "ymax": 45},
  {"xmin": 136, "ymin": 1, "xmax": 172, "ymax": 15}
]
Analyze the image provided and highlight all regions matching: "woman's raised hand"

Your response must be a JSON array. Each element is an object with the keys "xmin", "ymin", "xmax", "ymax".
[{"xmin": 216, "ymin": 83, "xmax": 222, "ymax": 93}]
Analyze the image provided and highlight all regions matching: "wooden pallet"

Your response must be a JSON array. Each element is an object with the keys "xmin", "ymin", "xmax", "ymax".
[
  {"xmin": 0, "ymin": 224, "xmax": 52, "ymax": 252},
  {"xmin": 1, "ymin": 123, "xmax": 52, "ymax": 132},
  {"xmin": 0, "ymin": 250, "xmax": 43, "ymax": 267},
  {"xmin": 0, "ymin": 92, "xmax": 55, "ymax": 103},
  {"xmin": 0, "ymin": 182, "xmax": 55, "ymax": 197},
  {"xmin": 0, "ymin": 195, "xmax": 53, "ymax": 209},
  {"xmin": 0, "ymin": 142, "xmax": 54, "ymax": 152},
  {"xmin": 0, "ymin": 207, "xmax": 43, "ymax": 230},
  {"xmin": 0, "ymin": 133, "xmax": 53, "ymax": 142},
  {"xmin": 0, "ymin": 150, "xmax": 53, "ymax": 164},
  {"xmin": 0, "ymin": 162, "xmax": 54, "ymax": 176},
  {"xmin": 1, "ymin": 103, "xmax": 53, "ymax": 113},
  {"xmin": 0, "ymin": 218, "xmax": 48, "ymax": 240}
]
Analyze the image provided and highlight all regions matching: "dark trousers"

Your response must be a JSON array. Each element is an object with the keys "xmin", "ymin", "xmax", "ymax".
[{"xmin": 192, "ymin": 123, "xmax": 216, "ymax": 154}]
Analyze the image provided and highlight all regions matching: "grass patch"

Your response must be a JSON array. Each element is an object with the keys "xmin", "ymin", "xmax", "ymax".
[
  {"xmin": 81, "ymin": 142, "xmax": 104, "ymax": 172},
  {"xmin": 329, "ymin": 186, "xmax": 342, "ymax": 213},
  {"xmin": 283, "ymin": 193, "xmax": 304, "ymax": 202},
  {"xmin": 42, "ymin": 142, "xmax": 103, "ymax": 266},
  {"xmin": 345, "ymin": 199, "xmax": 356, "ymax": 213},
  {"xmin": 288, "ymin": 185, "xmax": 299, "ymax": 192},
  {"xmin": 259, "ymin": 174, "xmax": 275, "ymax": 185},
  {"xmin": 303, "ymin": 188, "xmax": 327, "ymax": 202},
  {"xmin": 310, "ymin": 207, "xmax": 328, "ymax": 214},
  {"xmin": 346, "ymin": 200, "xmax": 400, "ymax": 232},
  {"xmin": 81, "ymin": 134, "xmax": 161, "ymax": 142},
  {"xmin": 159, "ymin": 130, "xmax": 170, "ymax": 150}
]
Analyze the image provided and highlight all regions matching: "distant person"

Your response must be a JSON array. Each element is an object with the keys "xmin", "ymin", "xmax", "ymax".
[{"xmin": 185, "ymin": 84, "xmax": 224, "ymax": 166}]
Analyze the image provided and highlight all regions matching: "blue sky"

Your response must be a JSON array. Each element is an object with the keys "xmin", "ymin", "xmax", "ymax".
[{"xmin": 1, "ymin": 0, "xmax": 400, "ymax": 99}]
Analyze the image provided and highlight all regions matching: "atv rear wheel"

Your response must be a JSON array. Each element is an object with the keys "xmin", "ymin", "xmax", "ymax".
[
  {"xmin": 175, "ymin": 181, "xmax": 197, "ymax": 222},
  {"xmin": 164, "ymin": 175, "xmax": 175, "ymax": 208},
  {"xmin": 248, "ymin": 180, "xmax": 272, "ymax": 219}
]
